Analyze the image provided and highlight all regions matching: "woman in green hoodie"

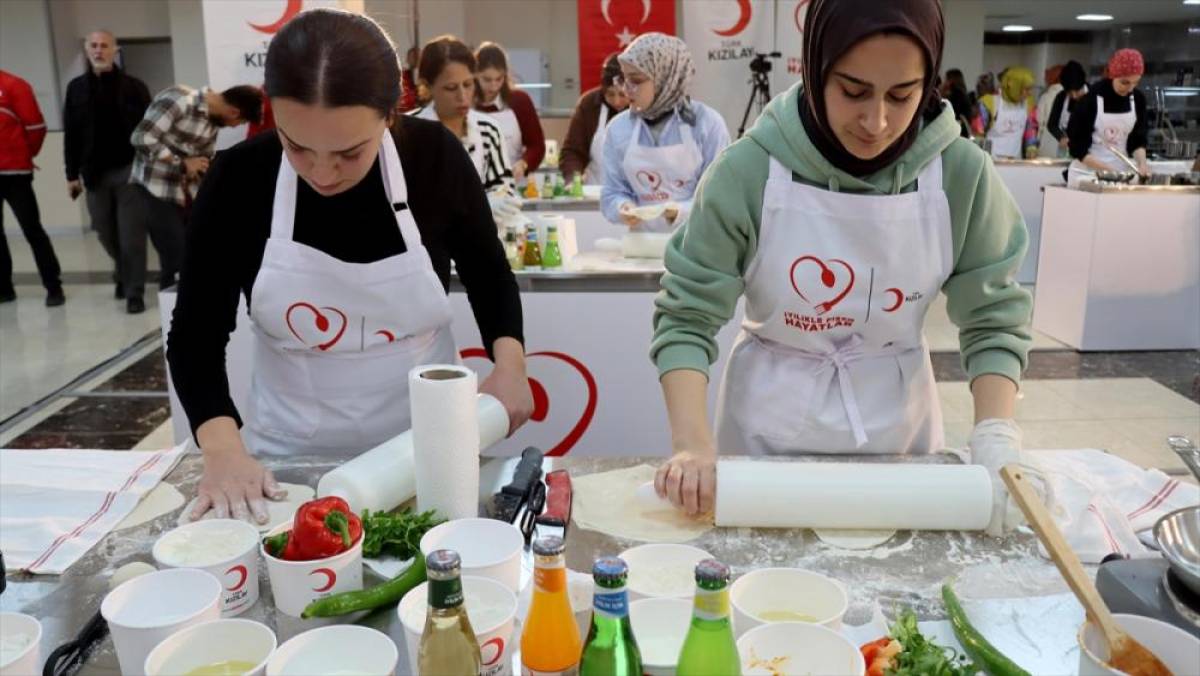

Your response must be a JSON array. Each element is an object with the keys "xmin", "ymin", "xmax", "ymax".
[{"xmin": 651, "ymin": 0, "xmax": 1033, "ymax": 536}]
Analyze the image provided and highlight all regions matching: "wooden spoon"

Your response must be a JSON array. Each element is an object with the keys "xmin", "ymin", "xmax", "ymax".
[{"xmin": 1000, "ymin": 465, "xmax": 1172, "ymax": 676}]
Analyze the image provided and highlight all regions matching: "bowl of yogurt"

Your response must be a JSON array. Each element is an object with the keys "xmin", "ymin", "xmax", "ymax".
[
  {"xmin": 154, "ymin": 519, "xmax": 262, "ymax": 617},
  {"xmin": 0, "ymin": 612, "xmax": 42, "ymax": 675}
]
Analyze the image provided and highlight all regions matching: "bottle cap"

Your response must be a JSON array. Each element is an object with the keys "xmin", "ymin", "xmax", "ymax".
[
  {"xmin": 532, "ymin": 535, "xmax": 565, "ymax": 556},
  {"xmin": 592, "ymin": 556, "xmax": 628, "ymax": 585},
  {"xmin": 694, "ymin": 559, "xmax": 730, "ymax": 585},
  {"xmin": 426, "ymin": 549, "xmax": 462, "ymax": 574}
]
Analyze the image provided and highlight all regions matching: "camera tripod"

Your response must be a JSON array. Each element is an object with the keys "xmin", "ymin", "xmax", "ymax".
[{"xmin": 738, "ymin": 54, "xmax": 778, "ymax": 138}]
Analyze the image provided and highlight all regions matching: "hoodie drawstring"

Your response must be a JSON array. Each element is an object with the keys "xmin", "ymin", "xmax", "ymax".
[{"xmin": 892, "ymin": 162, "xmax": 906, "ymax": 194}]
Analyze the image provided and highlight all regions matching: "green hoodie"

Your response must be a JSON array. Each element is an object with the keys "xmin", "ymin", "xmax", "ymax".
[{"xmin": 651, "ymin": 84, "xmax": 1033, "ymax": 384}]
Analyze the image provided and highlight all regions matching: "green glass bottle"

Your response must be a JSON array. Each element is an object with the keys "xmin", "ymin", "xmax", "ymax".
[
  {"xmin": 580, "ymin": 557, "xmax": 642, "ymax": 676},
  {"xmin": 523, "ymin": 226, "xmax": 543, "ymax": 271},
  {"xmin": 543, "ymin": 174, "xmax": 555, "ymax": 200},
  {"xmin": 553, "ymin": 173, "xmax": 567, "ymax": 198},
  {"xmin": 676, "ymin": 559, "xmax": 741, "ymax": 676},
  {"xmin": 418, "ymin": 550, "xmax": 481, "ymax": 676},
  {"xmin": 542, "ymin": 225, "xmax": 563, "ymax": 269},
  {"xmin": 570, "ymin": 173, "xmax": 584, "ymax": 198}
]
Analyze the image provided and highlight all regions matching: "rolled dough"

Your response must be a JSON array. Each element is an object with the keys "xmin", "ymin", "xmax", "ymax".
[
  {"xmin": 115, "ymin": 483, "xmax": 186, "ymax": 530},
  {"xmin": 812, "ymin": 528, "xmax": 898, "ymax": 550},
  {"xmin": 178, "ymin": 482, "xmax": 315, "ymax": 532},
  {"xmin": 572, "ymin": 465, "xmax": 712, "ymax": 543}
]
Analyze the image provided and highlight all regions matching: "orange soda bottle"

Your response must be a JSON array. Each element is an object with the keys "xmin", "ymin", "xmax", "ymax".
[{"xmin": 521, "ymin": 535, "xmax": 582, "ymax": 675}]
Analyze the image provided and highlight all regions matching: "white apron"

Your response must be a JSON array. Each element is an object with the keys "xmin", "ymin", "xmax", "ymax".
[
  {"xmin": 485, "ymin": 102, "xmax": 523, "ymax": 172},
  {"xmin": 583, "ymin": 104, "xmax": 611, "ymax": 185},
  {"xmin": 620, "ymin": 112, "xmax": 703, "ymax": 232},
  {"xmin": 1067, "ymin": 95, "xmax": 1138, "ymax": 188},
  {"xmin": 244, "ymin": 130, "xmax": 457, "ymax": 457},
  {"xmin": 714, "ymin": 156, "xmax": 953, "ymax": 455},
  {"xmin": 988, "ymin": 97, "xmax": 1027, "ymax": 159}
]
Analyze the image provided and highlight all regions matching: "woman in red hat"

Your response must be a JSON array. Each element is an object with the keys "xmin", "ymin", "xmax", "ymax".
[{"xmin": 1066, "ymin": 48, "xmax": 1148, "ymax": 186}]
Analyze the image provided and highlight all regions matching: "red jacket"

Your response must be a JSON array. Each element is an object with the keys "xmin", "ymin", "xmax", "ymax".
[{"xmin": 0, "ymin": 70, "xmax": 47, "ymax": 173}]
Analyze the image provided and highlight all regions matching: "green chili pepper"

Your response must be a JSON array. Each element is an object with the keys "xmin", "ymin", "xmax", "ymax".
[
  {"xmin": 300, "ymin": 556, "xmax": 427, "ymax": 619},
  {"xmin": 942, "ymin": 584, "xmax": 1031, "ymax": 676}
]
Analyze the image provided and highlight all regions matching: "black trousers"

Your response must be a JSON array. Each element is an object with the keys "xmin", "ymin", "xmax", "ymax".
[
  {"xmin": 125, "ymin": 184, "xmax": 185, "ymax": 299},
  {"xmin": 0, "ymin": 173, "xmax": 62, "ymax": 294}
]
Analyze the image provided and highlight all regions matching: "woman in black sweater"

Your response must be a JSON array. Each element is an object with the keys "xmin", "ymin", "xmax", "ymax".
[
  {"xmin": 1067, "ymin": 49, "xmax": 1149, "ymax": 185},
  {"xmin": 167, "ymin": 9, "xmax": 532, "ymax": 522}
]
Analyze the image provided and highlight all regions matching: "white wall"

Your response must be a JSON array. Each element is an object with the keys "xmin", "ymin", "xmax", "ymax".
[
  {"xmin": 1, "ymin": 0, "xmax": 62, "ymax": 128},
  {"xmin": 942, "ymin": 0, "xmax": 985, "ymax": 86},
  {"xmin": 984, "ymin": 42, "xmax": 1094, "ymax": 95},
  {"xmin": 48, "ymin": 0, "xmax": 172, "ymax": 102},
  {"xmin": 168, "ymin": 0, "xmax": 208, "ymax": 89}
]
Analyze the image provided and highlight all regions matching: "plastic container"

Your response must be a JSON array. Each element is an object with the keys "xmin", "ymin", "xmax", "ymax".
[
  {"xmin": 260, "ymin": 522, "xmax": 363, "ymax": 618},
  {"xmin": 1077, "ymin": 613, "xmax": 1200, "ymax": 675},
  {"xmin": 152, "ymin": 518, "xmax": 261, "ymax": 617},
  {"xmin": 0, "ymin": 612, "xmax": 42, "ymax": 676},
  {"xmin": 266, "ymin": 625, "xmax": 398, "ymax": 676},
  {"xmin": 736, "ymin": 621, "xmax": 864, "ymax": 676},
  {"xmin": 398, "ymin": 575, "xmax": 518, "ymax": 676},
  {"xmin": 629, "ymin": 597, "xmax": 692, "ymax": 676},
  {"xmin": 618, "ymin": 544, "xmax": 712, "ymax": 600},
  {"xmin": 730, "ymin": 567, "xmax": 848, "ymax": 637},
  {"xmin": 100, "ymin": 568, "xmax": 222, "ymax": 675},
  {"xmin": 144, "ymin": 618, "xmax": 276, "ymax": 676},
  {"xmin": 419, "ymin": 518, "xmax": 524, "ymax": 593}
]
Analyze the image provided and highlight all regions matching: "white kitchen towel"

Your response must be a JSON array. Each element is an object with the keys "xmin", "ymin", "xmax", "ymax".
[
  {"xmin": 1027, "ymin": 449, "xmax": 1199, "ymax": 563},
  {"xmin": 0, "ymin": 443, "xmax": 186, "ymax": 574}
]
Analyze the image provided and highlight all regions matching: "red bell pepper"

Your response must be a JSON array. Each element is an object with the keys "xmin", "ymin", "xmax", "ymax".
[
  {"xmin": 264, "ymin": 497, "xmax": 363, "ymax": 561},
  {"xmin": 861, "ymin": 637, "xmax": 902, "ymax": 676}
]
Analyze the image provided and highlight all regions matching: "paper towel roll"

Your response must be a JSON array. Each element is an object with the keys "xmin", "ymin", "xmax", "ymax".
[
  {"xmin": 410, "ymin": 365, "xmax": 482, "ymax": 520},
  {"xmin": 317, "ymin": 394, "xmax": 508, "ymax": 513},
  {"xmin": 714, "ymin": 461, "xmax": 993, "ymax": 531}
]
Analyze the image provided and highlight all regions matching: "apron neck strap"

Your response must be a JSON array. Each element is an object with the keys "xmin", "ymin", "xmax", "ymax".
[
  {"xmin": 916, "ymin": 156, "xmax": 942, "ymax": 194},
  {"xmin": 268, "ymin": 129, "xmax": 422, "ymax": 248}
]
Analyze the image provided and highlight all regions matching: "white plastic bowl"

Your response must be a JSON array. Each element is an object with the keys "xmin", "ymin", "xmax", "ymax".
[
  {"xmin": 1077, "ymin": 613, "xmax": 1200, "ymax": 675},
  {"xmin": 153, "ymin": 519, "xmax": 262, "ymax": 617},
  {"xmin": 619, "ymin": 544, "xmax": 711, "ymax": 600},
  {"xmin": 0, "ymin": 612, "xmax": 42, "ymax": 676},
  {"xmin": 398, "ymin": 575, "xmax": 518, "ymax": 676},
  {"xmin": 730, "ymin": 567, "xmax": 848, "ymax": 637},
  {"xmin": 629, "ymin": 597, "xmax": 692, "ymax": 676},
  {"xmin": 144, "ymin": 618, "xmax": 276, "ymax": 676},
  {"xmin": 737, "ymin": 621, "xmax": 865, "ymax": 676},
  {"xmin": 267, "ymin": 625, "xmax": 397, "ymax": 676},
  {"xmin": 419, "ymin": 518, "xmax": 525, "ymax": 593},
  {"xmin": 260, "ymin": 522, "xmax": 364, "ymax": 618},
  {"xmin": 101, "ymin": 568, "xmax": 222, "ymax": 675}
]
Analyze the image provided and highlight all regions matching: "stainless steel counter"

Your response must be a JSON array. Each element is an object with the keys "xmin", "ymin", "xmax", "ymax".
[
  {"xmin": 450, "ymin": 269, "xmax": 662, "ymax": 293},
  {"xmin": 1075, "ymin": 181, "xmax": 1200, "ymax": 194},
  {"xmin": 2, "ymin": 454, "xmax": 1064, "ymax": 675},
  {"xmin": 521, "ymin": 198, "xmax": 600, "ymax": 212},
  {"xmin": 991, "ymin": 157, "xmax": 1071, "ymax": 167}
]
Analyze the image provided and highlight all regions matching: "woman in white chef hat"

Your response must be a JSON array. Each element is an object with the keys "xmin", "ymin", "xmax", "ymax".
[
  {"xmin": 652, "ymin": 0, "xmax": 1034, "ymax": 535},
  {"xmin": 600, "ymin": 33, "xmax": 730, "ymax": 232}
]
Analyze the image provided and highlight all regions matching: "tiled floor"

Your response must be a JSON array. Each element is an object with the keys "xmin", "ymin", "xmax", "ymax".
[{"xmin": 2, "ymin": 227, "xmax": 1198, "ymax": 475}]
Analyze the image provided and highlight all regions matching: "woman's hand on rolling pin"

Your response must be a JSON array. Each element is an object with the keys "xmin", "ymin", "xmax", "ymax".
[
  {"xmin": 480, "ymin": 338, "xmax": 534, "ymax": 436},
  {"xmin": 655, "ymin": 449, "xmax": 716, "ymax": 517},
  {"xmin": 618, "ymin": 202, "xmax": 643, "ymax": 228}
]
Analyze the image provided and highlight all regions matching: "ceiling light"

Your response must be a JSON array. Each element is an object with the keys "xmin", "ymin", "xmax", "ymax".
[
  {"xmin": 1185, "ymin": 0, "xmax": 1200, "ymax": 6},
  {"xmin": 1002, "ymin": 24, "xmax": 1034, "ymax": 32},
  {"xmin": 1076, "ymin": 14, "xmax": 1113, "ymax": 21}
]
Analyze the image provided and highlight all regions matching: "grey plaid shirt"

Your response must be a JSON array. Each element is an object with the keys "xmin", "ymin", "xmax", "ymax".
[{"xmin": 129, "ymin": 85, "xmax": 217, "ymax": 206}]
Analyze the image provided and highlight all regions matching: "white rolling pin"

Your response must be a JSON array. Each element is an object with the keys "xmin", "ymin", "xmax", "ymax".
[
  {"xmin": 316, "ymin": 393, "xmax": 509, "ymax": 514},
  {"xmin": 714, "ymin": 460, "xmax": 993, "ymax": 531}
]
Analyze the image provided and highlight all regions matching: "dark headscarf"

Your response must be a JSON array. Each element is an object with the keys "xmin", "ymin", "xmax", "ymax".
[
  {"xmin": 800, "ymin": 0, "xmax": 945, "ymax": 176},
  {"xmin": 1059, "ymin": 61, "xmax": 1086, "ymax": 92}
]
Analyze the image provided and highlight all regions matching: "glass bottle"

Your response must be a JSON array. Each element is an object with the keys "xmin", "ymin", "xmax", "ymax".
[
  {"xmin": 523, "ymin": 226, "xmax": 543, "ymax": 271},
  {"xmin": 676, "ymin": 559, "xmax": 741, "ymax": 676},
  {"xmin": 521, "ymin": 535, "xmax": 582, "ymax": 675},
  {"xmin": 543, "ymin": 174, "xmax": 555, "ymax": 200},
  {"xmin": 418, "ymin": 550, "xmax": 481, "ymax": 676},
  {"xmin": 579, "ymin": 557, "xmax": 642, "ymax": 676},
  {"xmin": 542, "ymin": 225, "xmax": 563, "ymax": 269},
  {"xmin": 504, "ymin": 227, "xmax": 523, "ymax": 271}
]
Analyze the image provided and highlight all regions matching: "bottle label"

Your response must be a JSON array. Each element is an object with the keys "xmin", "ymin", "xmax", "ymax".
[
  {"xmin": 429, "ymin": 577, "xmax": 464, "ymax": 609},
  {"xmin": 592, "ymin": 585, "xmax": 629, "ymax": 618},
  {"xmin": 534, "ymin": 566, "xmax": 566, "ymax": 593},
  {"xmin": 692, "ymin": 587, "xmax": 730, "ymax": 621}
]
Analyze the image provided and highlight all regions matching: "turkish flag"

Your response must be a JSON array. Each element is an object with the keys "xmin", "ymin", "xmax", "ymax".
[{"xmin": 577, "ymin": 0, "xmax": 676, "ymax": 92}]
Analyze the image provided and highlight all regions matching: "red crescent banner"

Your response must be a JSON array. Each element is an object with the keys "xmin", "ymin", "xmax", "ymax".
[{"xmin": 577, "ymin": 0, "xmax": 676, "ymax": 92}]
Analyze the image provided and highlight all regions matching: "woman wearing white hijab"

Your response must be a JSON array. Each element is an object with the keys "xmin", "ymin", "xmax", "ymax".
[{"xmin": 600, "ymin": 33, "xmax": 730, "ymax": 232}]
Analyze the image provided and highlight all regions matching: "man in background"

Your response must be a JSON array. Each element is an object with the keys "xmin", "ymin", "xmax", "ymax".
[
  {"xmin": 64, "ymin": 29, "xmax": 151, "ymax": 303},
  {"xmin": 125, "ymin": 83, "xmax": 261, "ymax": 313}
]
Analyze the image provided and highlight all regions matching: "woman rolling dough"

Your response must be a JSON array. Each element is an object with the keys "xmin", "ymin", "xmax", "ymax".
[
  {"xmin": 651, "ymin": 0, "xmax": 1033, "ymax": 536},
  {"xmin": 600, "ymin": 33, "xmax": 730, "ymax": 232}
]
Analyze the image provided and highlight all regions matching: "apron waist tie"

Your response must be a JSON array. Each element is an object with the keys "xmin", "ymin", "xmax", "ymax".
[{"xmin": 750, "ymin": 333, "xmax": 919, "ymax": 449}]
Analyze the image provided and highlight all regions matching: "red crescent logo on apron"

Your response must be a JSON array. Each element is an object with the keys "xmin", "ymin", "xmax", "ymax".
[
  {"xmin": 789, "ymin": 256, "xmax": 855, "ymax": 315},
  {"xmin": 883, "ymin": 288, "xmax": 905, "ymax": 312},
  {"xmin": 459, "ymin": 348, "xmax": 597, "ymax": 457},
  {"xmin": 310, "ymin": 568, "xmax": 337, "ymax": 592},
  {"xmin": 286, "ymin": 302, "xmax": 348, "ymax": 351},
  {"xmin": 224, "ymin": 564, "xmax": 248, "ymax": 592},
  {"xmin": 480, "ymin": 637, "xmax": 505, "ymax": 666}
]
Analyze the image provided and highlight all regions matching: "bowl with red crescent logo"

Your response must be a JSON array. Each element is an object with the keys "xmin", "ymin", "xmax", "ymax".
[
  {"xmin": 260, "ymin": 522, "xmax": 364, "ymax": 618},
  {"xmin": 398, "ymin": 575, "xmax": 518, "ymax": 676},
  {"xmin": 152, "ymin": 519, "xmax": 262, "ymax": 617}
]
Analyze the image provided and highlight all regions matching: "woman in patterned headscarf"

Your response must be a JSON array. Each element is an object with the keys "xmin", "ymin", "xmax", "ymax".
[{"xmin": 599, "ymin": 32, "xmax": 730, "ymax": 232}]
